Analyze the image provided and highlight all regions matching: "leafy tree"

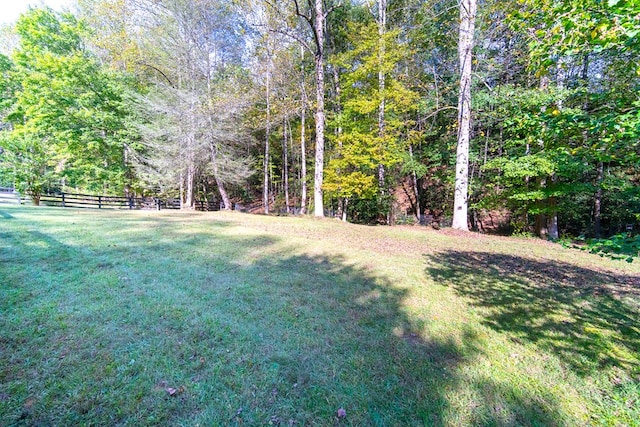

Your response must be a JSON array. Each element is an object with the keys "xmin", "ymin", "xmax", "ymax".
[
  {"xmin": 121, "ymin": 0, "xmax": 254, "ymax": 209},
  {"xmin": 499, "ymin": 0, "xmax": 640, "ymax": 237},
  {"xmin": 325, "ymin": 20, "xmax": 419, "ymax": 222},
  {"xmin": 0, "ymin": 7, "xmax": 136, "ymax": 202}
]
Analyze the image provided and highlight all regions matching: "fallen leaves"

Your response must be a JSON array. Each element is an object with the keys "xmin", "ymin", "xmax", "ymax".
[
  {"xmin": 156, "ymin": 381, "xmax": 185, "ymax": 396},
  {"xmin": 165, "ymin": 386, "xmax": 185, "ymax": 396}
]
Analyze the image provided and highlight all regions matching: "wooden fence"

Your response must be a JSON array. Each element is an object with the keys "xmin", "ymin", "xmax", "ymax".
[
  {"xmin": 0, "ymin": 187, "xmax": 22, "ymax": 204},
  {"xmin": 38, "ymin": 192, "xmax": 218, "ymax": 211}
]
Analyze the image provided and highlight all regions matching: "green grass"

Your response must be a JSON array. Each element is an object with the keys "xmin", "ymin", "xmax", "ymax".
[{"xmin": 1, "ymin": 205, "xmax": 639, "ymax": 426}]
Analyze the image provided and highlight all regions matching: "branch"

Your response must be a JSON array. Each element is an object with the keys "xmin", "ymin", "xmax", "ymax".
[
  {"xmin": 324, "ymin": 0, "xmax": 342, "ymax": 20},
  {"xmin": 293, "ymin": 0, "xmax": 321, "ymax": 54},
  {"xmin": 136, "ymin": 62, "xmax": 175, "ymax": 88},
  {"xmin": 419, "ymin": 106, "xmax": 458, "ymax": 123},
  {"xmin": 292, "ymin": 0, "xmax": 312, "ymax": 23},
  {"xmin": 472, "ymin": 72, "xmax": 494, "ymax": 93},
  {"xmin": 254, "ymin": 21, "xmax": 312, "ymax": 53},
  {"xmin": 262, "ymin": 0, "xmax": 315, "ymax": 53}
]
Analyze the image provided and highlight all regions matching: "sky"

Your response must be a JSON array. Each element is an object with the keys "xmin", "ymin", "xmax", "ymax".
[{"xmin": 1, "ymin": 0, "xmax": 73, "ymax": 25}]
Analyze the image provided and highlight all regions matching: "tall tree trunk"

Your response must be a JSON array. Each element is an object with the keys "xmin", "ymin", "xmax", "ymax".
[
  {"xmin": 342, "ymin": 198, "xmax": 348, "ymax": 222},
  {"xmin": 535, "ymin": 213, "xmax": 548, "ymax": 238},
  {"xmin": 283, "ymin": 118, "xmax": 290, "ymax": 214},
  {"xmin": 185, "ymin": 160, "xmax": 195, "ymax": 210},
  {"xmin": 409, "ymin": 144, "xmax": 421, "ymax": 221},
  {"xmin": 533, "ymin": 76, "xmax": 547, "ymax": 235},
  {"xmin": 543, "ymin": 59, "xmax": 567, "ymax": 237},
  {"xmin": 209, "ymin": 142, "xmax": 231, "ymax": 210},
  {"xmin": 580, "ymin": 53, "xmax": 602, "ymax": 238},
  {"xmin": 313, "ymin": 0, "xmax": 325, "ymax": 218},
  {"xmin": 214, "ymin": 174, "xmax": 230, "ymax": 211},
  {"xmin": 264, "ymin": 55, "xmax": 271, "ymax": 215},
  {"xmin": 290, "ymin": 0, "xmax": 328, "ymax": 217},
  {"xmin": 300, "ymin": 48, "xmax": 308, "ymax": 215},
  {"xmin": 300, "ymin": 92, "xmax": 307, "ymax": 215},
  {"xmin": 452, "ymin": 0, "xmax": 477, "ymax": 231},
  {"xmin": 594, "ymin": 161, "xmax": 604, "ymax": 237},
  {"xmin": 547, "ymin": 195, "xmax": 559, "ymax": 239},
  {"xmin": 535, "ymin": 176, "xmax": 548, "ymax": 238},
  {"xmin": 377, "ymin": 0, "xmax": 387, "ymax": 192},
  {"xmin": 179, "ymin": 170, "xmax": 184, "ymax": 208}
]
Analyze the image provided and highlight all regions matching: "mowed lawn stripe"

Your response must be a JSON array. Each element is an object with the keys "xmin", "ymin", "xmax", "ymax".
[{"xmin": 1, "ymin": 206, "xmax": 638, "ymax": 426}]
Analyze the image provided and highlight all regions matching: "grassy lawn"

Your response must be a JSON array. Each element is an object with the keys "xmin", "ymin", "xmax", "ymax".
[{"xmin": 1, "ymin": 205, "xmax": 639, "ymax": 426}]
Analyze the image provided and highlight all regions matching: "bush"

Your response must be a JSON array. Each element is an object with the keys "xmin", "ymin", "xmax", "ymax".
[{"xmin": 565, "ymin": 233, "xmax": 640, "ymax": 263}]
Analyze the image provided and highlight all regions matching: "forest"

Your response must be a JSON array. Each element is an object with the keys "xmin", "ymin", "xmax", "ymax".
[{"xmin": 0, "ymin": 0, "xmax": 638, "ymax": 241}]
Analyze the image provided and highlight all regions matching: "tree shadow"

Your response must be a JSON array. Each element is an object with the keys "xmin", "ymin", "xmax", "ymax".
[
  {"xmin": 1, "ymin": 215, "xmax": 567, "ymax": 426},
  {"xmin": 0, "ymin": 209, "xmax": 15, "ymax": 219},
  {"xmin": 425, "ymin": 250, "xmax": 640, "ymax": 377}
]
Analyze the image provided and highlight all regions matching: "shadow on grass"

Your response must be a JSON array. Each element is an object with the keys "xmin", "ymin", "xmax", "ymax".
[
  {"xmin": 426, "ymin": 250, "xmax": 640, "ymax": 377},
  {"xmin": 1, "ymin": 216, "xmax": 566, "ymax": 426},
  {"xmin": 0, "ymin": 209, "xmax": 14, "ymax": 219}
]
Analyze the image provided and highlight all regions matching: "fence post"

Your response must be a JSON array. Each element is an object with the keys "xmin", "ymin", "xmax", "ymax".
[
  {"xmin": 128, "ymin": 197, "xmax": 134, "ymax": 210},
  {"xmin": 98, "ymin": 195, "xmax": 102, "ymax": 209},
  {"xmin": 156, "ymin": 198, "xmax": 161, "ymax": 211},
  {"xmin": 61, "ymin": 193, "xmax": 65, "ymax": 207}
]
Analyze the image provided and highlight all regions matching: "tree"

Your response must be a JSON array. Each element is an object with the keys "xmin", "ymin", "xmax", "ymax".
[
  {"xmin": 262, "ymin": 0, "xmax": 338, "ymax": 217},
  {"xmin": 452, "ymin": 0, "xmax": 477, "ymax": 231},
  {"xmin": 496, "ymin": 0, "xmax": 640, "ymax": 237},
  {"xmin": 325, "ymin": 19, "xmax": 418, "ymax": 223},
  {"xmin": 0, "ymin": 7, "xmax": 136, "ymax": 201},
  {"xmin": 128, "ymin": 0, "xmax": 254, "ymax": 209},
  {"xmin": 285, "ymin": 0, "xmax": 330, "ymax": 217}
]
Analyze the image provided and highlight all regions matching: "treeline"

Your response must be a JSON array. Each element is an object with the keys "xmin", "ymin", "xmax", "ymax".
[{"xmin": 0, "ymin": 0, "xmax": 638, "ymax": 239}]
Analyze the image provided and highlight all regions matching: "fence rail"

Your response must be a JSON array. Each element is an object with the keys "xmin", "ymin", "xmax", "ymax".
[
  {"xmin": 38, "ymin": 192, "xmax": 218, "ymax": 211},
  {"xmin": 0, "ymin": 187, "xmax": 21, "ymax": 205}
]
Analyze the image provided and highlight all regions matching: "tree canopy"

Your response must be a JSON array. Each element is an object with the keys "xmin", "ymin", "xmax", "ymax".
[{"xmin": 0, "ymin": 0, "xmax": 638, "ymax": 241}]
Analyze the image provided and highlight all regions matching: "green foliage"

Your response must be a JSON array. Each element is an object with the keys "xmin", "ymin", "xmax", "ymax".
[
  {"xmin": 515, "ymin": 0, "xmax": 640, "ymax": 73},
  {"xmin": 476, "ymin": 87, "xmax": 566, "ymax": 215},
  {"xmin": 0, "ymin": 7, "xmax": 137, "ymax": 198},
  {"xmin": 325, "ymin": 20, "xmax": 419, "ymax": 221},
  {"xmin": 0, "ymin": 132, "xmax": 54, "ymax": 203},
  {"xmin": 0, "ymin": 53, "xmax": 15, "ymax": 113},
  {"xmin": 14, "ymin": 7, "xmax": 86, "ymax": 55},
  {"xmin": 565, "ymin": 233, "xmax": 640, "ymax": 262}
]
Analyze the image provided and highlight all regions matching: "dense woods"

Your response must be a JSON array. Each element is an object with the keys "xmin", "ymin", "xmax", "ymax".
[{"xmin": 0, "ymin": 0, "xmax": 638, "ymax": 240}]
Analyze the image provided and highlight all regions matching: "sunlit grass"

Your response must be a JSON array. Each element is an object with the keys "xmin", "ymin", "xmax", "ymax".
[{"xmin": 1, "ymin": 205, "xmax": 638, "ymax": 426}]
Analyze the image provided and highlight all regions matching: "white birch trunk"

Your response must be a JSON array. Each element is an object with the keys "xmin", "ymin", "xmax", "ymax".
[
  {"xmin": 284, "ymin": 118, "xmax": 290, "ymax": 214},
  {"xmin": 452, "ymin": 0, "xmax": 477, "ymax": 231},
  {"xmin": 313, "ymin": 0, "xmax": 325, "ymax": 217},
  {"xmin": 300, "ymin": 47, "xmax": 308, "ymax": 215},
  {"xmin": 185, "ymin": 159, "xmax": 195, "ymax": 210},
  {"xmin": 377, "ymin": 0, "xmax": 387, "ymax": 191},
  {"xmin": 264, "ymin": 49, "xmax": 271, "ymax": 214}
]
